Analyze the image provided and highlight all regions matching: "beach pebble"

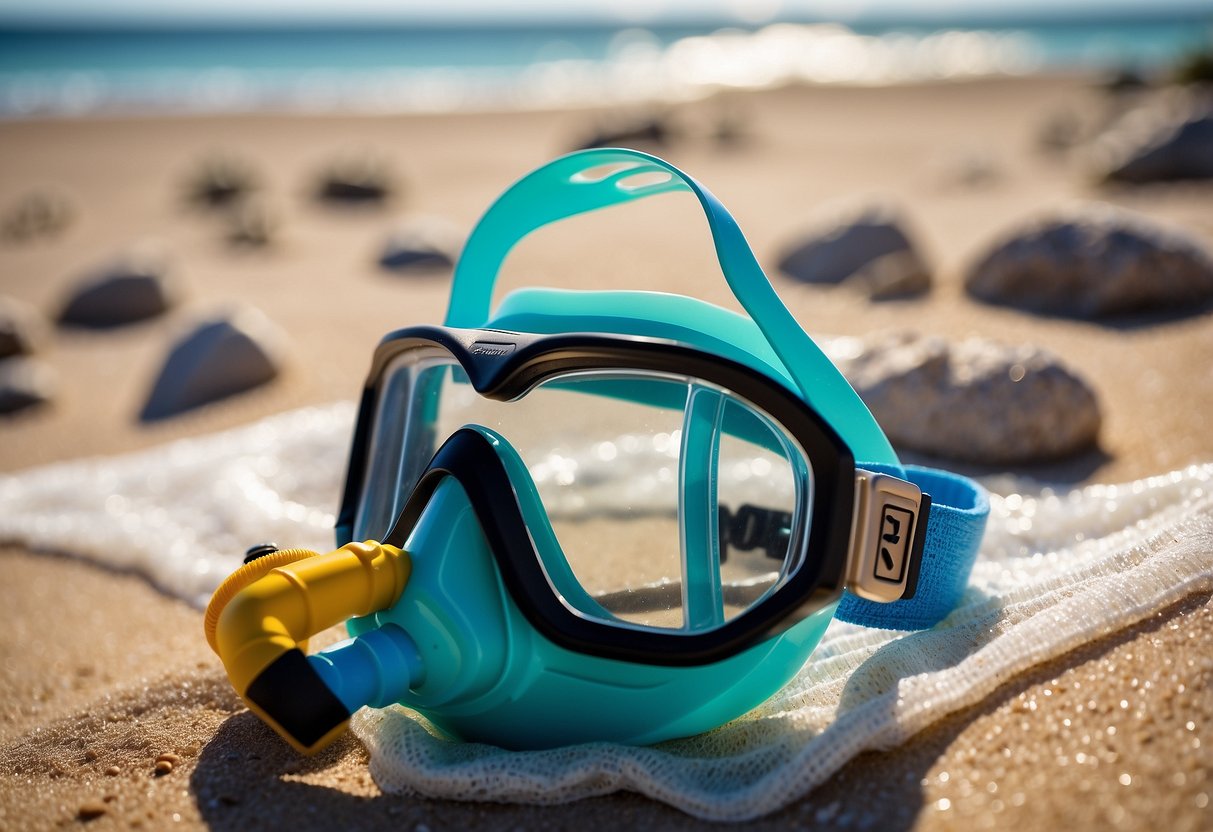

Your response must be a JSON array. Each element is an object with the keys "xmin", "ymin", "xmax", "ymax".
[
  {"xmin": 224, "ymin": 201, "xmax": 276, "ymax": 249},
  {"xmin": 58, "ymin": 247, "xmax": 176, "ymax": 328},
  {"xmin": 315, "ymin": 155, "xmax": 395, "ymax": 205},
  {"xmin": 378, "ymin": 217, "xmax": 462, "ymax": 273},
  {"xmin": 77, "ymin": 801, "xmax": 108, "ymax": 820},
  {"xmin": 139, "ymin": 306, "xmax": 284, "ymax": 421},
  {"xmin": 185, "ymin": 154, "xmax": 258, "ymax": 208},
  {"xmin": 0, "ymin": 296, "xmax": 44, "ymax": 358},
  {"xmin": 1089, "ymin": 91, "xmax": 1213, "ymax": 183},
  {"xmin": 1, "ymin": 190, "xmax": 72, "ymax": 244},
  {"xmin": 778, "ymin": 202, "xmax": 930, "ymax": 299},
  {"xmin": 825, "ymin": 332, "xmax": 1101, "ymax": 464},
  {"xmin": 1099, "ymin": 67, "xmax": 1149, "ymax": 94},
  {"xmin": 965, "ymin": 204, "xmax": 1213, "ymax": 317},
  {"xmin": 0, "ymin": 357, "xmax": 55, "ymax": 415},
  {"xmin": 575, "ymin": 114, "xmax": 674, "ymax": 150},
  {"xmin": 154, "ymin": 759, "xmax": 173, "ymax": 776},
  {"xmin": 104, "ymin": 765, "xmax": 121, "ymax": 776}
]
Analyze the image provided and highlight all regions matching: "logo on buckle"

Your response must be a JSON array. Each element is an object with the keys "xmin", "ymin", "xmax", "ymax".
[
  {"xmin": 846, "ymin": 470, "xmax": 925, "ymax": 603},
  {"xmin": 873, "ymin": 504, "xmax": 913, "ymax": 583}
]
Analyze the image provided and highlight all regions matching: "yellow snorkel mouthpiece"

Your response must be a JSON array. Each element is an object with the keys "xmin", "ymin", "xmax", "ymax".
[{"xmin": 204, "ymin": 541, "xmax": 412, "ymax": 754}]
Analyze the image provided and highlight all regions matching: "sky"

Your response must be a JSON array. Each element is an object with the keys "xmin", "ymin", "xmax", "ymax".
[{"xmin": 1, "ymin": 0, "xmax": 1210, "ymax": 27}]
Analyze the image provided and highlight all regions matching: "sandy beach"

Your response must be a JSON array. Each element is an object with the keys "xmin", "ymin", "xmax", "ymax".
[{"xmin": 1, "ymin": 74, "xmax": 1211, "ymax": 829}]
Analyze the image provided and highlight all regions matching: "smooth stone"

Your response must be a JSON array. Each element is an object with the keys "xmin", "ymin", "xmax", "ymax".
[
  {"xmin": 58, "ymin": 248, "xmax": 176, "ymax": 328},
  {"xmin": 224, "ymin": 201, "xmax": 276, "ymax": 249},
  {"xmin": 315, "ymin": 157, "xmax": 394, "ymax": 204},
  {"xmin": 1173, "ymin": 49, "xmax": 1213, "ymax": 85},
  {"xmin": 378, "ymin": 218, "xmax": 462, "ymax": 272},
  {"xmin": 0, "ymin": 297, "xmax": 43, "ymax": 359},
  {"xmin": 575, "ymin": 114, "xmax": 673, "ymax": 150},
  {"xmin": 1099, "ymin": 67, "xmax": 1149, "ymax": 94},
  {"xmin": 1090, "ymin": 92, "xmax": 1213, "ymax": 183},
  {"xmin": 965, "ymin": 204, "xmax": 1213, "ymax": 318},
  {"xmin": 140, "ymin": 307, "xmax": 284, "ymax": 421},
  {"xmin": 185, "ymin": 154, "xmax": 258, "ymax": 208},
  {"xmin": 855, "ymin": 251, "xmax": 932, "ymax": 300},
  {"xmin": 0, "ymin": 357, "xmax": 55, "ymax": 415},
  {"xmin": 824, "ymin": 332, "xmax": 1101, "ymax": 464},
  {"xmin": 778, "ymin": 202, "xmax": 931, "ymax": 299},
  {"xmin": 1, "ymin": 191, "xmax": 72, "ymax": 244}
]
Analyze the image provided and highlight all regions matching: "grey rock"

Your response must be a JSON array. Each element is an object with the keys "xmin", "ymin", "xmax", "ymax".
[
  {"xmin": 378, "ymin": 218, "xmax": 462, "ymax": 273},
  {"xmin": 825, "ymin": 332, "xmax": 1101, "ymax": 464},
  {"xmin": 315, "ymin": 155, "xmax": 395, "ymax": 205},
  {"xmin": 1099, "ymin": 67, "xmax": 1149, "ymax": 94},
  {"xmin": 965, "ymin": 204, "xmax": 1213, "ymax": 318},
  {"xmin": 58, "ymin": 247, "xmax": 176, "ymax": 328},
  {"xmin": 575, "ymin": 114, "xmax": 674, "ymax": 150},
  {"xmin": 1089, "ymin": 92, "xmax": 1213, "ymax": 183},
  {"xmin": 140, "ymin": 307, "xmax": 284, "ymax": 421},
  {"xmin": 857, "ymin": 251, "xmax": 932, "ymax": 300},
  {"xmin": 0, "ymin": 297, "xmax": 44, "ymax": 359},
  {"xmin": 0, "ymin": 357, "xmax": 55, "ymax": 415},
  {"xmin": 185, "ymin": 154, "xmax": 258, "ymax": 209},
  {"xmin": 778, "ymin": 203, "xmax": 931, "ymax": 299}
]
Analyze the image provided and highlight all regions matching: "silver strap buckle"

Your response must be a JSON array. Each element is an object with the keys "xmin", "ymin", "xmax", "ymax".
[{"xmin": 845, "ymin": 470, "xmax": 929, "ymax": 603}]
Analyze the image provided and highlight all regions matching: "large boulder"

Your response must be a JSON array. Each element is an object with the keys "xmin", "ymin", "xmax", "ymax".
[
  {"xmin": 58, "ymin": 247, "xmax": 177, "ymax": 328},
  {"xmin": 965, "ymin": 204, "xmax": 1213, "ymax": 318},
  {"xmin": 778, "ymin": 202, "xmax": 930, "ymax": 300},
  {"xmin": 824, "ymin": 331, "xmax": 1101, "ymax": 465},
  {"xmin": 1089, "ymin": 91, "xmax": 1213, "ymax": 183},
  {"xmin": 140, "ymin": 307, "xmax": 285, "ymax": 421}
]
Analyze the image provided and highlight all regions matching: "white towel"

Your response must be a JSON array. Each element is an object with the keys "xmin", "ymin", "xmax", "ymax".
[{"xmin": 1, "ymin": 402, "xmax": 1209, "ymax": 820}]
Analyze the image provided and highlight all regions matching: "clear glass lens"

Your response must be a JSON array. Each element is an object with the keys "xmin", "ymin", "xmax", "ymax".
[{"xmin": 355, "ymin": 348, "xmax": 814, "ymax": 634}]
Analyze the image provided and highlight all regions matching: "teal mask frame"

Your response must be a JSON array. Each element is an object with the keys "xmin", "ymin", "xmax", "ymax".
[{"xmin": 300, "ymin": 148, "xmax": 988, "ymax": 750}]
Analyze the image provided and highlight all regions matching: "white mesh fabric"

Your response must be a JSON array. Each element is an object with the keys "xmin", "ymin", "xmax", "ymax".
[{"xmin": 0, "ymin": 402, "xmax": 1210, "ymax": 820}]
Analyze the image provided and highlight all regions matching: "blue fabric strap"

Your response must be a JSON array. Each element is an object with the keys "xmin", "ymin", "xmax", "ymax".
[{"xmin": 835, "ymin": 464, "xmax": 989, "ymax": 631}]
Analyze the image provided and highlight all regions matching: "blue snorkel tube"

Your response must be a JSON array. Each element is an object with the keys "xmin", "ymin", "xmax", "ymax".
[{"xmin": 205, "ymin": 149, "xmax": 989, "ymax": 755}]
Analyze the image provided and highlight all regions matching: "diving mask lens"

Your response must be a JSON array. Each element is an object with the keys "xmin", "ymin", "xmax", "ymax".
[{"xmin": 353, "ymin": 340, "xmax": 817, "ymax": 635}]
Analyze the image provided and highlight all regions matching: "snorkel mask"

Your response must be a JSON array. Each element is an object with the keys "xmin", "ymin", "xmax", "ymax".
[{"xmin": 205, "ymin": 148, "xmax": 988, "ymax": 755}]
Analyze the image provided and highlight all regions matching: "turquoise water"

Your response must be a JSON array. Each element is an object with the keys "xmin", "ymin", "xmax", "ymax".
[{"xmin": 1, "ymin": 15, "xmax": 1209, "ymax": 117}]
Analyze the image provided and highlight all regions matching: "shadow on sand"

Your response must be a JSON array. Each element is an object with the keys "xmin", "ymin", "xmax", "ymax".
[{"xmin": 189, "ymin": 589, "xmax": 1210, "ymax": 830}]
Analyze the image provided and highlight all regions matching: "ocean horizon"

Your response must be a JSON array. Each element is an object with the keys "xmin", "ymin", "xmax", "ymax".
[{"xmin": 2, "ymin": 11, "xmax": 1210, "ymax": 118}]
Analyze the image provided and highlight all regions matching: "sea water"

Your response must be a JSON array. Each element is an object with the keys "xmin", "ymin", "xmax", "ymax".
[{"xmin": 1, "ymin": 12, "xmax": 1210, "ymax": 118}]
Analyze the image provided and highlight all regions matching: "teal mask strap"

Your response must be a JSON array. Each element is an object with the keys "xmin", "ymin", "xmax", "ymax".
[
  {"xmin": 445, "ymin": 147, "xmax": 894, "ymax": 466},
  {"xmin": 446, "ymin": 148, "xmax": 986, "ymax": 633}
]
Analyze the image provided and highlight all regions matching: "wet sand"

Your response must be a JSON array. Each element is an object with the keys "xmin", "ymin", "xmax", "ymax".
[{"xmin": 0, "ymin": 74, "xmax": 1211, "ymax": 829}]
